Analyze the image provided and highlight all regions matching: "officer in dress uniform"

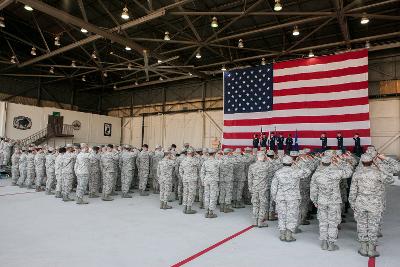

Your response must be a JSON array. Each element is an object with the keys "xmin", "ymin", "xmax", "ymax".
[
  {"xmin": 320, "ymin": 133, "xmax": 328, "ymax": 152},
  {"xmin": 260, "ymin": 133, "xmax": 268, "ymax": 149},
  {"xmin": 285, "ymin": 134, "xmax": 293, "ymax": 153},
  {"xmin": 277, "ymin": 134, "xmax": 285, "ymax": 151},
  {"xmin": 269, "ymin": 133, "xmax": 277, "ymax": 151},
  {"xmin": 252, "ymin": 134, "xmax": 260, "ymax": 149},
  {"xmin": 336, "ymin": 132, "xmax": 344, "ymax": 151},
  {"xmin": 353, "ymin": 133, "xmax": 362, "ymax": 157}
]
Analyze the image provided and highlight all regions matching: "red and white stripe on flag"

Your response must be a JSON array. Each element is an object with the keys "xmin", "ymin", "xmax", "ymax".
[{"xmin": 223, "ymin": 49, "xmax": 370, "ymax": 149}]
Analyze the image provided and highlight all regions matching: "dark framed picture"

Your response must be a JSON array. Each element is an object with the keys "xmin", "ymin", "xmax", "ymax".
[{"xmin": 104, "ymin": 123, "xmax": 112, "ymax": 136}]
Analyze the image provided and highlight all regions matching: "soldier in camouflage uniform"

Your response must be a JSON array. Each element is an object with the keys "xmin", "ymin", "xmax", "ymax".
[
  {"xmin": 271, "ymin": 155, "xmax": 311, "ymax": 242},
  {"xmin": 158, "ymin": 150, "xmax": 177, "ymax": 209},
  {"xmin": 349, "ymin": 153, "xmax": 395, "ymax": 257},
  {"xmin": 17, "ymin": 147, "xmax": 27, "ymax": 187},
  {"xmin": 175, "ymin": 149, "xmax": 187, "ymax": 204},
  {"xmin": 25, "ymin": 147, "xmax": 36, "ymax": 189},
  {"xmin": 242, "ymin": 147, "xmax": 255, "ymax": 206},
  {"xmin": 88, "ymin": 146, "xmax": 101, "ymax": 198},
  {"xmin": 54, "ymin": 147, "xmax": 65, "ymax": 198},
  {"xmin": 136, "ymin": 144, "xmax": 151, "ymax": 196},
  {"xmin": 3, "ymin": 138, "xmax": 13, "ymax": 166},
  {"xmin": 310, "ymin": 155, "xmax": 353, "ymax": 251},
  {"xmin": 179, "ymin": 148, "xmax": 200, "ymax": 214},
  {"xmin": 151, "ymin": 145, "xmax": 164, "ymax": 194},
  {"xmin": 232, "ymin": 148, "xmax": 246, "ymax": 208},
  {"xmin": 194, "ymin": 148, "xmax": 205, "ymax": 206},
  {"xmin": 219, "ymin": 148, "xmax": 235, "ymax": 213},
  {"xmin": 200, "ymin": 149, "xmax": 220, "ymax": 218},
  {"xmin": 101, "ymin": 144, "xmax": 119, "ymax": 201},
  {"xmin": 62, "ymin": 144, "xmax": 76, "ymax": 201},
  {"xmin": 11, "ymin": 147, "xmax": 21, "ymax": 185},
  {"xmin": 120, "ymin": 145, "xmax": 136, "ymax": 198},
  {"xmin": 45, "ymin": 147, "xmax": 56, "ymax": 195},
  {"xmin": 74, "ymin": 144, "xmax": 90, "ymax": 204},
  {"xmin": 248, "ymin": 151, "xmax": 272, "ymax": 227},
  {"xmin": 34, "ymin": 146, "xmax": 46, "ymax": 191},
  {"xmin": 266, "ymin": 150, "xmax": 282, "ymax": 221}
]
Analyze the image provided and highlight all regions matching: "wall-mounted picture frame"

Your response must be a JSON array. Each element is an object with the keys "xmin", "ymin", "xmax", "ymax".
[{"xmin": 104, "ymin": 123, "xmax": 112, "ymax": 136}]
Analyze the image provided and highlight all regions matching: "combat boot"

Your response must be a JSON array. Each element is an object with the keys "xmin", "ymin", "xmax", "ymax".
[
  {"xmin": 199, "ymin": 201, "xmax": 204, "ymax": 209},
  {"xmin": 238, "ymin": 200, "xmax": 246, "ymax": 208},
  {"xmin": 35, "ymin": 186, "xmax": 41, "ymax": 192},
  {"xmin": 232, "ymin": 200, "xmax": 238, "ymax": 208},
  {"xmin": 367, "ymin": 242, "xmax": 380, "ymax": 257},
  {"xmin": 76, "ymin": 198, "xmax": 89, "ymax": 205},
  {"xmin": 178, "ymin": 196, "xmax": 183, "ymax": 205},
  {"xmin": 224, "ymin": 204, "xmax": 234, "ymax": 213},
  {"xmin": 295, "ymin": 227, "xmax": 302, "ymax": 233},
  {"xmin": 208, "ymin": 210, "xmax": 217, "ymax": 218},
  {"xmin": 183, "ymin": 205, "xmax": 188, "ymax": 214},
  {"xmin": 140, "ymin": 190, "xmax": 149, "ymax": 196},
  {"xmin": 19, "ymin": 184, "xmax": 25, "ymax": 188},
  {"xmin": 220, "ymin": 203, "xmax": 225, "ymax": 212},
  {"xmin": 102, "ymin": 195, "xmax": 114, "ymax": 201},
  {"xmin": 111, "ymin": 191, "xmax": 118, "ymax": 196},
  {"xmin": 279, "ymin": 231, "xmax": 286, "ymax": 241},
  {"xmin": 160, "ymin": 201, "xmax": 164, "ymax": 209},
  {"xmin": 27, "ymin": 185, "xmax": 33, "ymax": 189},
  {"xmin": 285, "ymin": 230, "xmax": 296, "ymax": 242},
  {"xmin": 46, "ymin": 189, "xmax": 54, "ymax": 195},
  {"xmin": 301, "ymin": 220, "xmax": 310, "ymax": 225},
  {"xmin": 89, "ymin": 193, "xmax": 99, "ymax": 198},
  {"xmin": 121, "ymin": 193, "xmax": 133, "ymax": 198},
  {"xmin": 253, "ymin": 218, "xmax": 258, "ymax": 227},
  {"xmin": 268, "ymin": 212, "xmax": 277, "ymax": 221},
  {"xmin": 257, "ymin": 219, "xmax": 268, "ymax": 228},
  {"xmin": 11, "ymin": 181, "xmax": 17, "ymax": 186},
  {"xmin": 205, "ymin": 210, "xmax": 210, "ymax": 218},
  {"xmin": 164, "ymin": 202, "xmax": 172, "ymax": 209},
  {"xmin": 186, "ymin": 206, "xmax": 197, "ymax": 214},
  {"xmin": 321, "ymin": 240, "xmax": 328, "ymax": 250},
  {"xmin": 377, "ymin": 231, "xmax": 383, "ymax": 238},
  {"xmin": 327, "ymin": 241, "xmax": 339, "ymax": 251},
  {"xmin": 358, "ymin": 241, "xmax": 368, "ymax": 257},
  {"xmin": 55, "ymin": 191, "xmax": 62, "ymax": 198}
]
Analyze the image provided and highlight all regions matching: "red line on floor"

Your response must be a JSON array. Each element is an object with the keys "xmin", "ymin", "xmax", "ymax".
[
  {"xmin": 171, "ymin": 225, "xmax": 254, "ymax": 267},
  {"xmin": 0, "ymin": 191, "xmax": 37, "ymax": 197},
  {"xmin": 368, "ymin": 257, "xmax": 376, "ymax": 267}
]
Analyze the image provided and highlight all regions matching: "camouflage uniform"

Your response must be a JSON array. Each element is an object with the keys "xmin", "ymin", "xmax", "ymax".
[
  {"xmin": 100, "ymin": 151, "xmax": 118, "ymax": 200},
  {"xmin": 61, "ymin": 151, "xmax": 76, "ymax": 200},
  {"xmin": 25, "ymin": 152, "xmax": 36, "ymax": 188},
  {"xmin": 112, "ymin": 150, "xmax": 120, "ymax": 193},
  {"xmin": 17, "ymin": 151, "xmax": 27, "ymax": 186},
  {"xmin": 179, "ymin": 154, "xmax": 200, "ymax": 213},
  {"xmin": 219, "ymin": 153, "xmax": 235, "ymax": 212},
  {"xmin": 74, "ymin": 151, "xmax": 90, "ymax": 203},
  {"xmin": 136, "ymin": 150, "xmax": 151, "ymax": 194},
  {"xmin": 200, "ymin": 155, "xmax": 220, "ymax": 217},
  {"xmin": 310, "ymin": 159, "xmax": 352, "ymax": 250},
  {"xmin": 3, "ymin": 140, "xmax": 13, "ymax": 165},
  {"xmin": 349, "ymin": 155, "xmax": 395, "ymax": 257},
  {"xmin": 196, "ymin": 152, "xmax": 207, "ymax": 208},
  {"xmin": 45, "ymin": 152, "xmax": 56, "ymax": 193},
  {"xmin": 151, "ymin": 150, "xmax": 164, "ymax": 193},
  {"xmin": 34, "ymin": 151, "xmax": 46, "ymax": 189},
  {"xmin": 271, "ymin": 156, "xmax": 311, "ymax": 241},
  {"xmin": 54, "ymin": 153, "xmax": 64, "ymax": 197},
  {"xmin": 175, "ymin": 153, "xmax": 186, "ymax": 203},
  {"xmin": 120, "ymin": 149, "xmax": 136, "ymax": 196},
  {"xmin": 89, "ymin": 151, "xmax": 101, "ymax": 197},
  {"xmin": 157, "ymin": 155, "xmax": 177, "ymax": 207},
  {"xmin": 232, "ymin": 152, "xmax": 246, "ymax": 208},
  {"xmin": 11, "ymin": 151, "xmax": 20, "ymax": 185}
]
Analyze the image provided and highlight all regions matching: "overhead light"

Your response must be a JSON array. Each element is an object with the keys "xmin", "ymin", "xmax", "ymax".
[
  {"xmin": 113, "ymin": 84, "xmax": 117, "ymax": 89},
  {"xmin": 221, "ymin": 65, "xmax": 227, "ymax": 71},
  {"xmin": 134, "ymin": 81, "xmax": 139, "ymax": 85},
  {"xmin": 121, "ymin": 6, "xmax": 130, "ymax": 20},
  {"xmin": 274, "ymin": 0, "xmax": 282, "ymax": 11},
  {"xmin": 81, "ymin": 75, "xmax": 86, "ymax": 82},
  {"xmin": 211, "ymin": 16, "xmax": 218, "ymax": 28},
  {"xmin": 10, "ymin": 56, "xmax": 16, "ymax": 64},
  {"xmin": 24, "ymin": 5, "xmax": 33, "ymax": 11},
  {"xmin": 81, "ymin": 28, "xmax": 88, "ymax": 33},
  {"xmin": 196, "ymin": 51, "xmax": 202, "ymax": 59},
  {"xmin": 238, "ymin": 39, "xmax": 244, "ymax": 48},
  {"xmin": 292, "ymin": 25, "xmax": 299, "ymax": 36},
  {"xmin": 103, "ymin": 72, "xmax": 108, "ymax": 77},
  {"xmin": 31, "ymin": 47, "xmax": 36, "ymax": 56},
  {"xmin": 159, "ymin": 77, "xmax": 163, "ymax": 81},
  {"xmin": 188, "ymin": 72, "xmax": 192, "ymax": 76},
  {"xmin": 308, "ymin": 50, "xmax": 314, "ymax": 57},
  {"xmin": 365, "ymin": 40, "xmax": 370, "ymax": 48},
  {"xmin": 71, "ymin": 60, "xmax": 76, "ymax": 67},
  {"xmin": 157, "ymin": 59, "xmax": 162, "ymax": 63},
  {"xmin": 54, "ymin": 36, "xmax": 60, "ymax": 46},
  {"xmin": 164, "ymin": 31, "xmax": 170, "ymax": 41},
  {"xmin": 361, "ymin": 13, "xmax": 369, "ymax": 24},
  {"xmin": 128, "ymin": 63, "xmax": 132, "ymax": 70},
  {"xmin": 261, "ymin": 58, "xmax": 266, "ymax": 65},
  {"xmin": 49, "ymin": 67, "xmax": 54, "ymax": 74},
  {"xmin": 0, "ymin": 17, "xmax": 5, "ymax": 28},
  {"xmin": 125, "ymin": 46, "xmax": 131, "ymax": 51},
  {"xmin": 91, "ymin": 51, "xmax": 97, "ymax": 59}
]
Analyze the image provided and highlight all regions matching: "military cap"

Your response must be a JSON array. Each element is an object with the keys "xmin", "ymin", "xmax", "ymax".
[
  {"xmin": 48, "ymin": 147, "xmax": 54, "ymax": 152},
  {"xmin": 266, "ymin": 150, "xmax": 275, "ymax": 156},
  {"xmin": 187, "ymin": 148, "xmax": 195, "ymax": 154},
  {"xmin": 290, "ymin": 151, "xmax": 299, "ymax": 157},
  {"xmin": 321, "ymin": 156, "xmax": 331, "ymax": 164},
  {"xmin": 244, "ymin": 147, "xmax": 252, "ymax": 152},
  {"xmin": 336, "ymin": 150, "xmax": 343, "ymax": 156},
  {"xmin": 37, "ymin": 145, "xmax": 42, "ymax": 149},
  {"xmin": 257, "ymin": 151, "xmax": 266, "ymax": 157},
  {"xmin": 202, "ymin": 148, "xmax": 208, "ymax": 153},
  {"xmin": 208, "ymin": 148, "xmax": 216, "ymax": 154},
  {"xmin": 223, "ymin": 148, "xmax": 230, "ymax": 153},
  {"xmin": 235, "ymin": 148, "xmax": 242, "ymax": 153},
  {"xmin": 282, "ymin": 155, "xmax": 293, "ymax": 165},
  {"xmin": 361, "ymin": 154, "xmax": 373, "ymax": 162},
  {"xmin": 155, "ymin": 144, "xmax": 162, "ymax": 149},
  {"xmin": 66, "ymin": 144, "xmax": 73, "ymax": 148},
  {"xmin": 195, "ymin": 148, "xmax": 203, "ymax": 153},
  {"xmin": 303, "ymin": 148, "xmax": 311, "ymax": 153}
]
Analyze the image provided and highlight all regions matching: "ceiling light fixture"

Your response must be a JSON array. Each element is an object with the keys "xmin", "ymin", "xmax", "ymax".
[
  {"xmin": 159, "ymin": 77, "xmax": 163, "ymax": 81},
  {"xmin": 121, "ymin": 6, "xmax": 130, "ymax": 20},
  {"xmin": 238, "ymin": 39, "xmax": 244, "ymax": 48},
  {"xmin": 261, "ymin": 58, "xmax": 266, "ymax": 65},
  {"xmin": 308, "ymin": 50, "xmax": 314, "ymax": 57},
  {"xmin": 0, "ymin": 17, "xmax": 5, "ymax": 28},
  {"xmin": 365, "ymin": 40, "xmax": 370, "ymax": 48},
  {"xmin": 188, "ymin": 72, "xmax": 192, "ymax": 76},
  {"xmin": 274, "ymin": 0, "xmax": 282, "ymax": 11},
  {"xmin": 49, "ymin": 67, "xmax": 54, "ymax": 74},
  {"xmin": 221, "ymin": 65, "xmax": 227, "ymax": 71},
  {"xmin": 134, "ymin": 81, "xmax": 139, "ymax": 85},
  {"xmin": 91, "ymin": 51, "xmax": 97, "ymax": 59},
  {"xmin": 128, "ymin": 63, "xmax": 132, "ymax": 70},
  {"xmin": 24, "ymin": 5, "xmax": 33, "ymax": 11},
  {"xmin": 81, "ymin": 75, "xmax": 86, "ymax": 82},
  {"xmin": 31, "ymin": 47, "xmax": 36, "ymax": 56},
  {"xmin": 211, "ymin": 16, "xmax": 218, "ymax": 28},
  {"xmin": 125, "ymin": 46, "xmax": 131, "ymax": 51},
  {"xmin": 10, "ymin": 56, "xmax": 16, "ymax": 64},
  {"xmin": 103, "ymin": 72, "xmax": 108, "ymax": 77},
  {"xmin": 164, "ymin": 31, "xmax": 170, "ymax": 41},
  {"xmin": 361, "ymin": 13, "xmax": 369, "ymax": 24},
  {"xmin": 81, "ymin": 28, "xmax": 88, "ymax": 33},
  {"xmin": 157, "ymin": 59, "xmax": 162, "ymax": 63},
  {"xmin": 113, "ymin": 84, "xmax": 117, "ymax": 89},
  {"xmin": 54, "ymin": 36, "xmax": 60, "ymax": 46},
  {"xmin": 196, "ymin": 51, "xmax": 202, "ymax": 59},
  {"xmin": 71, "ymin": 60, "xmax": 76, "ymax": 67},
  {"xmin": 292, "ymin": 25, "xmax": 299, "ymax": 36}
]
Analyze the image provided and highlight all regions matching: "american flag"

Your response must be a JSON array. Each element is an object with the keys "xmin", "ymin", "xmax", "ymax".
[{"xmin": 223, "ymin": 49, "xmax": 371, "ymax": 149}]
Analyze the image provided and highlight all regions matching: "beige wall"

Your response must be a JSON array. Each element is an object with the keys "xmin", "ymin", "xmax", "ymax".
[
  {"xmin": 121, "ymin": 98, "xmax": 400, "ymax": 157},
  {"xmin": 0, "ymin": 102, "xmax": 121, "ymax": 146}
]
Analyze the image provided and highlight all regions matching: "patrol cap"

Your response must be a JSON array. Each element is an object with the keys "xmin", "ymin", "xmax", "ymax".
[
  {"xmin": 155, "ymin": 144, "xmax": 162, "ymax": 149},
  {"xmin": 244, "ymin": 147, "xmax": 252, "ymax": 152},
  {"xmin": 124, "ymin": 144, "xmax": 131, "ymax": 149},
  {"xmin": 37, "ymin": 145, "xmax": 42, "ymax": 149},
  {"xmin": 80, "ymin": 143, "xmax": 88, "ymax": 148},
  {"xmin": 366, "ymin": 146, "xmax": 376, "ymax": 153},
  {"xmin": 235, "ymin": 148, "xmax": 242, "ymax": 153},
  {"xmin": 303, "ymin": 148, "xmax": 311, "ymax": 153},
  {"xmin": 48, "ymin": 147, "xmax": 54, "ymax": 152},
  {"xmin": 187, "ymin": 148, "xmax": 195, "ymax": 154},
  {"xmin": 208, "ymin": 148, "xmax": 216, "ymax": 154},
  {"xmin": 66, "ymin": 144, "xmax": 73, "ymax": 148},
  {"xmin": 321, "ymin": 156, "xmax": 331, "ymax": 164},
  {"xmin": 260, "ymin": 147, "xmax": 266, "ymax": 151},
  {"xmin": 202, "ymin": 148, "xmax": 208, "ymax": 153},
  {"xmin": 290, "ymin": 151, "xmax": 299, "ymax": 157},
  {"xmin": 257, "ymin": 151, "xmax": 265, "ymax": 157},
  {"xmin": 282, "ymin": 155, "xmax": 293, "ymax": 165},
  {"xmin": 324, "ymin": 150, "xmax": 334, "ymax": 157},
  {"xmin": 368, "ymin": 150, "xmax": 377, "ymax": 158},
  {"xmin": 361, "ymin": 154, "xmax": 373, "ymax": 162},
  {"xmin": 252, "ymin": 148, "xmax": 258, "ymax": 153},
  {"xmin": 195, "ymin": 148, "xmax": 203, "ymax": 153},
  {"xmin": 266, "ymin": 150, "xmax": 275, "ymax": 156},
  {"xmin": 223, "ymin": 148, "xmax": 230, "ymax": 153},
  {"xmin": 336, "ymin": 150, "xmax": 343, "ymax": 156},
  {"xmin": 299, "ymin": 150, "xmax": 306, "ymax": 155}
]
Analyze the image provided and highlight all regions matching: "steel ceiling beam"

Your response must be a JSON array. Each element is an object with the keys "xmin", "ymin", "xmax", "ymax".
[
  {"xmin": 348, "ymin": 0, "xmax": 400, "ymax": 12},
  {"xmin": 0, "ymin": 0, "xmax": 13, "ymax": 10},
  {"xmin": 169, "ymin": 11, "xmax": 335, "ymax": 16}
]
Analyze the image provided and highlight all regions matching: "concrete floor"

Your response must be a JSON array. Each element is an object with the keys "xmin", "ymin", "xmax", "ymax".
[{"xmin": 0, "ymin": 178, "xmax": 399, "ymax": 267}]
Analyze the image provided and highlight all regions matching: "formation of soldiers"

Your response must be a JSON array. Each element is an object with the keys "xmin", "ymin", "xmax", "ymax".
[{"xmin": 4, "ymin": 138, "xmax": 399, "ymax": 258}]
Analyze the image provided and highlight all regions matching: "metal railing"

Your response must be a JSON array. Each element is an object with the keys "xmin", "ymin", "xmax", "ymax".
[
  {"xmin": 62, "ymin": 124, "xmax": 74, "ymax": 136},
  {"xmin": 20, "ymin": 124, "xmax": 74, "ymax": 146},
  {"xmin": 20, "ymin": 127, "xmax": 48, "ymax": 147}
]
